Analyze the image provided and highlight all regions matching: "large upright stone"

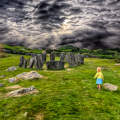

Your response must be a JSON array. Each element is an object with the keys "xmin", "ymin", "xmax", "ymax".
[
  {"xmin": 42, "ymin": 51, "xmax": 46, "ymax": 63},
  {"xmin": 67, "ymin": 52, "xmax": 76, "ymax": 67},
  {"xmin": 35, "ymin": 55, "xmax": 44, "ymax": 70},
  {"xmin": 79, "ymin": 54, "xmax": 84, "ymax": 64},
  {"xmin": 74, "ymin": 54, "xmax": 79, "ymax": 66},
  {"xmin": 60, "ymin": 53, "xmax": 65, "ymax": 62},
  {"xmin": 47, "ymin": 61, "xmax": 64, "ymax": 70},
  {"xmin": 65, "ymin": 53, "xmax": 84, "ymax": 67},
  {"xmin": 23, "ymin": 59, "xmax": 28, "ymax": 68},
  {"xmin": 19, "ymin": 56, "xmax": 25, "ymax": 67},
  {"xmin": 74, "ymin": 53, "xmax": 84, "ymax": 66},
  {"xmin": 71, "ymin": 53, "xmax": 76, "ymax": 67},
  {"xmin": 29, "ymin": 57, "xmax": 35, "ymax": 68},
  {"xmin": 65, "ymin": 54, "xmax": 70, "ymax": 63},
  {"xmin": 50, "ymin": 52, "xmax": 55, "ymax": 61}
]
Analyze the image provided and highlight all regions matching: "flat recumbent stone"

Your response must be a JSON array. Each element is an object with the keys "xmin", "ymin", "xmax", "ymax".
[{"xmin": 47, "ymin": 61, "xmax": 64, "ymax": 70}]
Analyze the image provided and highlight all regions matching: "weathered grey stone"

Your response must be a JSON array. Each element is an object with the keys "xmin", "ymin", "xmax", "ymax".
[
  {"xmin": 42, "ymin": 51, "xmax": 46, "ymax": 63},
  {"xmin": 29, "ymin": 57, "xmax": 35, "ymax": 68},
  {"xmin": 67, "ymin": 52, "xmax": 76, "ymax": 67},
  {"xmin": 79, "ymin": 54, "xmax": 84, "ymax": 64},
  {"xmin": 47, "ymin": 61, "xmax": 64, "ymax": 70},
  {"xmin": 16, "ymin": 71, "xmax": 43, "ymax": 80},
  {"xmin": 19, "ymin": 56, "xmax": 25, "ymax": 67},
  {"xmin": 31, "ymin": 53, "xmax": 37, "ymax": 57},
  {"xmin": 65, "ymin": 54, "xmax": 70, "ymax": 63},
  {"xmin": 35, "ymin": 55, "xmax": 44, "ymax": 70},
  {"xmin": 0, "ymin": 75, "xmax": 6, "ymax": 78},
  {"xmin": 74, "ymin": 54, "xmax": 79, "ymax": 66},
  {"xmin": 0, "ymin": 83, "xmax": 4, "ymax": 87},
  {"xmin": 60, "ymin": 53, "xmax": 65, "ymax": 62},
  {"xmin": 23, "ymin": 59, "xmax": 28, "ymax": 68},
  {"xmin": 65, "ymin": 53, "xmax": 84, "ymax": 67},
  {"xmin": 103, "ymin": 83, "xmax": 118, "ymax": 91},
  {"xmin": 50, "ymin": 52, "xmax": 55, "ymax": 61},
  {"xmin": 8, "ymin": 71, "xmax": 43, "ymax": 83},
  {"xmin": 75, "ymin": 53, "xmax": 84, "ymax": 66},
  {"xmin": 7, "ymin": 86, "xmax": 38, "ymax": 97},
  {"xmin": 9, "ymin": 77, "xmax": 17, "ymax": 83},
  {"xmin": 7, "ymin": 66, "xmax": 17, "ymax": 71},
  {"xmin": 34, "ymin": 56, "xmax": 39, "ymax": 69}
]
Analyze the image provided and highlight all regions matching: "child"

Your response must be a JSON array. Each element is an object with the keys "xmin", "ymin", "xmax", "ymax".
[{"xmin": 94, "ymin": 67, "xmax": 104, "ymax": 90}]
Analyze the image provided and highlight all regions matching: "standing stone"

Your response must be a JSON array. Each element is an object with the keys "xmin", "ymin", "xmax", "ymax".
[
  {"xmin": 71, "ymin": 53, "xmax": 76, "ymax": 67},
  {"xmin": 65, "ymin": 53, "xmax": 83, "ymax": 67},
  {"xmin": 60, "ymin": 53, "xmax": 65, "ymax": 62},
  {"xmin": 47, "ymin": 61, "xmax": 64, "ymax": 70},
  {"xmin": 74, "ymin": 53, "xmax": 83, "ymax": 66},
  {"xmin": 31, "ymin": 53, "xmax": 36, "ymax": 57},
  {"xmin": 19, "ymin": 56, "xmax": 25, "ymax": 67},
  {"xmin": 50, "ymin": 52, "xmax": 55, "ymax": 61},
  {"xmin": 34, "ymin": 56, "xmax": 38, "ymax": 69},
  {"xmin": 65, "ymin": 53, "xmax": 70, "ymax": 63},
  {"xmin": 29, "ymin": 57, "xmax": 35, "ymax": 68},
  {"xmin": 74, "ymin": 54, "xmax": 79, "ymax": 66},
  {"xmin": 42, "ymin": 51, "xmax": 46, "ymax": 63},
  {"xmin": 35, "ymin": 55, "xmax": 44, "ymax": 70},
  {"xmin": 23, "ymin": 59, "xmax": 28, "ymax": 68},
  {"xmin": 76, "ymin": 54, "xmax": 80, "ymax": 65},
  {"xmin": 68, "ymin": 52, "xmax": 76, "ymax": 67},
  {"xmin": 79, "ymin": 54, "xmax": 84, "ymax": 64}
]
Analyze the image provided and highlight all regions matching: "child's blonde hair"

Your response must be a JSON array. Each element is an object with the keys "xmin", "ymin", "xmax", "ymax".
[{"xmin": 97, "ymin": 67, "xmax": 101, "ymax": 72}]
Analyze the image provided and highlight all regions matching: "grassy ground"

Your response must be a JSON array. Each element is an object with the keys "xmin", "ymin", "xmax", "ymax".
[{"xmin": 0, "ymin": 54, "xmax": 120, "ymax": 120}]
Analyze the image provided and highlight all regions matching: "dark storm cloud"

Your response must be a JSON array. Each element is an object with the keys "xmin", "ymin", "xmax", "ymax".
[{"xmin": 0, "ymin": 0, "xmax": 120, "ymax": 49}]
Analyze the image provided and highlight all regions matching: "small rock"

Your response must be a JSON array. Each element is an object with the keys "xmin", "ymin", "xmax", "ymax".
[
  {"xmin": 6, "ymin": 66, "xmax": 17, "ymax": 72},
  {"xmin": 66, "ymin": 68, "xmax": 72, "ymax": 71},
  {"xmin": 0, "ymin": 75, "xmax": 6, "ymax": 78},
  {"xmin": 103, "ymin": 83, "xmax": 118, "ymax": 91},
  {"xmin": 7, "ymin": 86, "xmax": 39, "ymax": 97},
  {"xmin": 35, "ymin": 112, "xmax": 44, "ymax": 120},
  {"xmin": 24, "ymin": 112, "xmax": 28, "ymax": 117},
  {"xmin": 9, "ymin": 77, "xmax": 17, "ymax": 83},
  {"xmin": 0, "ymin": 83, "xmax": 4, "ymax": 87}
]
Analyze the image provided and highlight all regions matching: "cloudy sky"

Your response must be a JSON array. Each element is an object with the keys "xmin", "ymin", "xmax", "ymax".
[{"xmin": 0, "ymin": 0, "xmax": 120, "ymax": 49}]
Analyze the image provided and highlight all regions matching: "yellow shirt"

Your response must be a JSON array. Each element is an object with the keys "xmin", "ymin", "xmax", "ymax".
[{"xmin": 94, "ymin": 72, "xmax": 104, "ymax": 80}]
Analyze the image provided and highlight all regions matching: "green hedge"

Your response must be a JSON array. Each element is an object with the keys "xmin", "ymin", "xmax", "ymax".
[{"xmin": 3, "ymin": 44, "xmax": 120, "ymax": 59}]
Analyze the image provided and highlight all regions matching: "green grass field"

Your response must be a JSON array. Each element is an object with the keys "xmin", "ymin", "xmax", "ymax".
[{"xmin": 0, "ymin": 54, "xmax": 120, "ymax": 120}]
